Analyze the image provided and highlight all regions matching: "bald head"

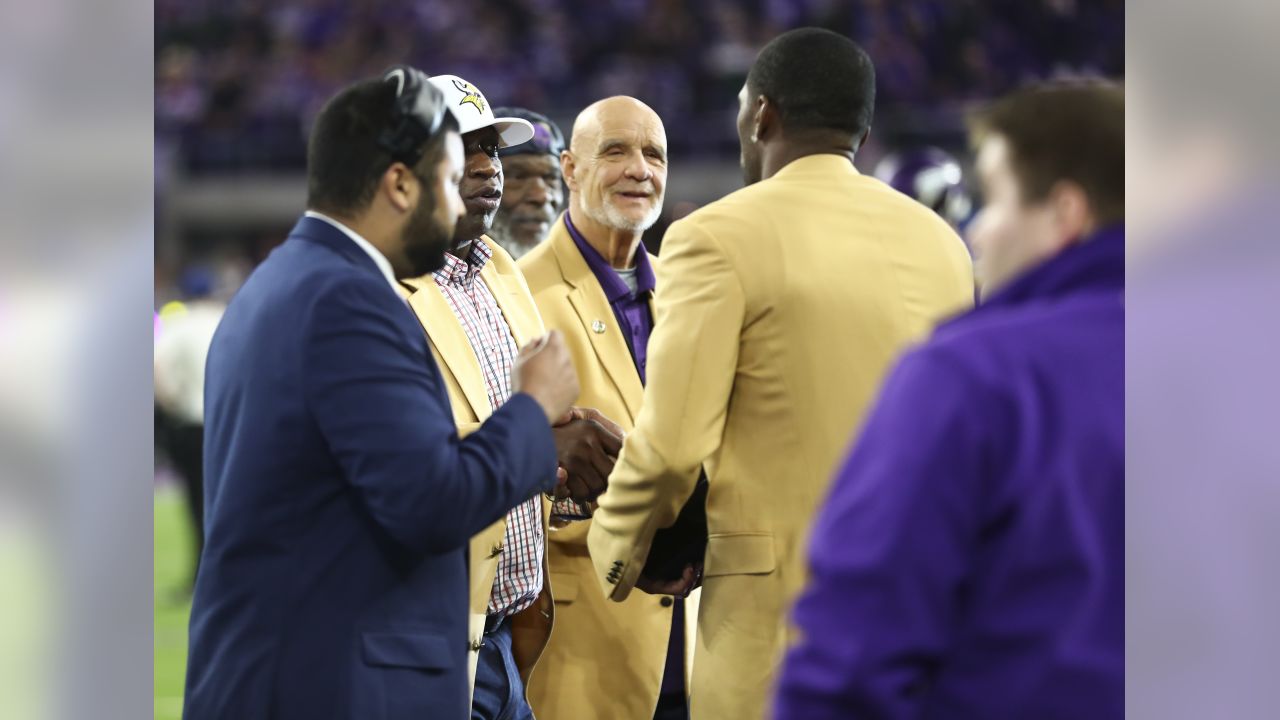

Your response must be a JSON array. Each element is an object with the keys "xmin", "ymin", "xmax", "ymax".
[
  {"xmin": 570, "ymin": 96, "xmax": 664, "ymax": 152},
  {"xmin": 564, "ymin": 96, "xmax": 668, "ymax": 234}
]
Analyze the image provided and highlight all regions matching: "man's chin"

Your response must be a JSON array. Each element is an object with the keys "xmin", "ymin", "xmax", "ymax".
[
  {"xmin": 602, "ymin": 204, "xmax": 660, "ymax": 232},
  {"xmin": 454, "ymin": 211, "xmax": 495, "ymax": 245},
  {"xmin": 512, "ymin": 220, "xmax": 552, "ymax": 245}
]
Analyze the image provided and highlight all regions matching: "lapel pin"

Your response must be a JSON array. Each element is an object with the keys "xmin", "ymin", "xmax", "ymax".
[{"xmin": 591, "ymin": 320, "xmax": 607, "ymax": 334}]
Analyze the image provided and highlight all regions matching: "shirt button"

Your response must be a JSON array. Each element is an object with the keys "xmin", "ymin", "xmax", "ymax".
[{"xmin": 660, "ymin": 596, "xmax": 674, "ymax": 607}]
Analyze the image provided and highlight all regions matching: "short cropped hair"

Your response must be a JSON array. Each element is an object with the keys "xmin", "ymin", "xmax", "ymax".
[
  {"xmin": 746, "ymin": 28, "xmax": 876, "ymax": 138},
  {"xmin": 969, "ymin": 81, "xmax": 1124, "ymax": 225},
  {"xmin": 306, "ymin": 78, "xmax": 456, "ymax": 217}
]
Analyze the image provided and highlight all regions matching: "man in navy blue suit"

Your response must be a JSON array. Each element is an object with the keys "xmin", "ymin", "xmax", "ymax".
[{"xmin": 183, "ymin": 68, "xmax": 580, "ymax": 719}]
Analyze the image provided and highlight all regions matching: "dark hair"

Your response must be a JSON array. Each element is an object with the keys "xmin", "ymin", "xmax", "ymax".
[
  {"xmin": 969, "ymin": 80, "xmax": 1124, "ymax": 225},
  {"xmin": 306, "ymin": 78, "xmax": 457, "ymax": 216},
  {"xmin": 746, "ymin": 28, "xmax": 876, "ymax": 137}
]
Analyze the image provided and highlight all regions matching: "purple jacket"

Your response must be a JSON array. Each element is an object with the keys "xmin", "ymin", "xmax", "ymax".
[{"xmin": 775, "ymin": 227, "xmax": 1124, "ymax": 719}]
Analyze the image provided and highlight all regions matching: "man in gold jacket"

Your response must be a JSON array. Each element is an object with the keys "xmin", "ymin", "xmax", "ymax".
[
  {"xmin": 587, "ymin": 29, "xmax": 976, "ymax": 720},
  {"xmin": 521, "ymin": 97, "xmax": 696, "ymax": 720},
  {"xmin": 398, "ymin": 73, "xmax": 622, "ymax": 720}
]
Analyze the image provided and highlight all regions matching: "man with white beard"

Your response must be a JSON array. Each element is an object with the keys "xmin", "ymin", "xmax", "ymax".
[{"xmin": 519, "ymin": 96, "xmax": 696, "ymax": 720}]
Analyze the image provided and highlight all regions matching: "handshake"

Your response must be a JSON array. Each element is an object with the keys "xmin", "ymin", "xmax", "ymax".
[
  {"xmin": 511, "ymin": 330, "xmax": 625, "ymax": 505},
  {"xmin": 514, "ymin": 331, "xmax": 704, "ymax": 597}
]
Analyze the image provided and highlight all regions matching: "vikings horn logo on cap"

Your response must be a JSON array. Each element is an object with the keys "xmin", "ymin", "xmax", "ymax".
[
  {"xmin": 426, "ymin": 74, "xmax": 534, "ymax": 147},
  {"xmin": 451, "ymin": 78, "xmax": 487, "ymax": 115}
]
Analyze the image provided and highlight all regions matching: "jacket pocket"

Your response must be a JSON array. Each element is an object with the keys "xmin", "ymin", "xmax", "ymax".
[
  {"xmin": 361, "ymin": 631, "xmax": 455, "ymax": 670},
  {"xmin": 703, "ymin": 532, "xmax": 776, "ymax": 577}
]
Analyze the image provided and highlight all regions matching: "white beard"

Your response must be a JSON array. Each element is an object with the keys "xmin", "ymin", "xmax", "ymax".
[{"xmin": 585, "ymin": 195, "xmax": 663, "ymax": 233}]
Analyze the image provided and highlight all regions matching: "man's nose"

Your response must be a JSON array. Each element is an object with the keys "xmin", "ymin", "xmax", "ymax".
[
  {"xmin": 623, "ymin": 152, "xmax": 652, "ymax": 182},
  {"xmin": 524, "ymin": 177, "xmax": 551, "ymax": 205},
  {"xmin": 469, "ymin": 153, "xmax": 499, "ymax": 180}
]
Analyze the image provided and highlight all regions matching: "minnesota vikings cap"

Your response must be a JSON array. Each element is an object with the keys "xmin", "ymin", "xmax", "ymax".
[
  {"xmin": 426, "ymin": 74, "xmax": 534, "ymax": 148},
  {"xmin": 492, "ymin": 107, "xmax": 566, "ymax": 159}
]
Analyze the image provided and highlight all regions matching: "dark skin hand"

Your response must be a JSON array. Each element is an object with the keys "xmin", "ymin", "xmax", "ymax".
[
  {"xmin": 636, "ymin": 563, "xmax": 703, "ymax": 598},
  {"xmin": 550, "ymin": 407, "xmax": 624, "ymax": 503}
]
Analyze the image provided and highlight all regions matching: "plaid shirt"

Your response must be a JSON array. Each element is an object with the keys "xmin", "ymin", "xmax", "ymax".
[{"xmin": 432, "ymin": 241, "xmax": 544, "ymax": 619}]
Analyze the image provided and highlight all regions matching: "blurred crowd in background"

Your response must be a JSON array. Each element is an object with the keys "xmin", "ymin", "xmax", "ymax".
[
  {"xmin": 153, "ymin": 4, "xmax": 1124, "ymax": 471},
  {"xmin": 156, "ymin": 0, "xmax": 1122, "ymax": 173},
  {"xmin": 153, "ymin": 0, "xmax": 1123, "ymax": 349}
]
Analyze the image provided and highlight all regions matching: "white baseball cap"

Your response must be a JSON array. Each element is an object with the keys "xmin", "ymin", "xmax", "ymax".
[{"xmin": 427, "ymin": 74, "xmax": 534, "ymax": 148}]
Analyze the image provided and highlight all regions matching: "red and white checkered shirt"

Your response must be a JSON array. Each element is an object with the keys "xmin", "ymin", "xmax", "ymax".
[{"xmin": 432, "ymin": 241, "xmax": 544, "ymax": 619}]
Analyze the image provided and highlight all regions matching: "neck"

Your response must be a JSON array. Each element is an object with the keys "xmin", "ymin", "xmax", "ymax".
[
  {"xmin": 570, "ymin": 201, "xmax": 642, "ymax": 270},
  {"xmin": 762, "ymin": 139, "xmax": 857, "ymax": 181},
  {"xmin": 448, "ymin": 237, "xmax": 475, "ymax": 260}
]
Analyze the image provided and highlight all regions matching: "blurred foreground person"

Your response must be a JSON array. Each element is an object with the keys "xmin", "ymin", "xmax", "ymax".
[
  {"xmin": 399, "ymin": 73, "xmax": 623, "ymax": 720},
  {"xmin": 587, "ymin": 28, "xmax": 973, "ymax": 720},
  {"xmin": 776, "ymin": 81, "xmax": 1124, "ymax": 719},
  {"xmin": 489, "ymin": 107, "xmax": 566, "ymax": 259},
  {"xmin": 183, "ymin": 68, "xmax": 578, "ymax": 720},
  {"xmin": 520, "ymin": 96, "xmax": 696, "ymax": 720}
]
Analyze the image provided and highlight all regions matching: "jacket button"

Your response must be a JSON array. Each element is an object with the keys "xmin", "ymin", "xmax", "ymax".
[
  {"xmin": 489, "ymin": 543, "xmax": 504, "ymax": 558},
  {"xmin": 470, "ymin": 638, "xmax": 485, "ymax": 651},
  {"xmin": 660, "ymin": 596, "xmax": 674, "ymax": 607}
]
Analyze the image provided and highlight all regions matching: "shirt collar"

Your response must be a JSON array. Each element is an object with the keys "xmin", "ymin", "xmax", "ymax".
[
  {"xmin": 564, "ymin": 211, "xmax": 656, "ymax": 302},
  {"xmin": 303, "ymin": 210, "xmax": 399, "ymax": 295},
  {"xmin": 433, "ymin": 239, "xmax": 493, "ymax": 287}
]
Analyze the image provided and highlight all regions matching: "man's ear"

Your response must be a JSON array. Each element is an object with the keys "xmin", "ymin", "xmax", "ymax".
[
  {"xmin": 382, "ymin": 162, "xmax": 415, "ymax": 213},
  {"xmin": 560, "ymin": 150, "xmax": 579, "ymax": 192},
  {"xmin": 1047, "ymin": 180, "xmax": 1095, "ymax": 247},
  {"xmin": 753, "ymin": 95, "xmax": 776, "ymax": 143}
]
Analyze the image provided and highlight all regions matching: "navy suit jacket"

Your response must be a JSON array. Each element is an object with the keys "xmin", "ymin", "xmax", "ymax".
[{"xmin": 183, "ymin": 216, "xmax": 558, "ymax": 719}]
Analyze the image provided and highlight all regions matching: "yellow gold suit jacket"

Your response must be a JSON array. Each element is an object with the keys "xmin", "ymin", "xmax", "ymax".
[
  {"xmin": 519, "ymin": 215, "xmax": 698, "ymax": 719},
  {"xmin": 398, "ymin": 236, "xmax": 555, "ymax": 701},
  {"xmin": 586, "ymin": 155, "xmax": 975, "ymax": 720}
]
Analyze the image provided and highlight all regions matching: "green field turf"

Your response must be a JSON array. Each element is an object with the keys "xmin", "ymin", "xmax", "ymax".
[{"xmin": 154, "ymin": 486, "xmax": 195, "ymax": 720}]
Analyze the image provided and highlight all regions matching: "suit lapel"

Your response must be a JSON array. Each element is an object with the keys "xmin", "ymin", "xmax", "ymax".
[
  {"xmin": 550, "ymin": 220, "xmax": 646, "ymax": 421},
  {"xmin": 400, "ymin": 276, "xmax": 493, "ymax": 419},
  {"xmin": 478, "ymin": 239, "xmax": 536, "ymax": 349}
]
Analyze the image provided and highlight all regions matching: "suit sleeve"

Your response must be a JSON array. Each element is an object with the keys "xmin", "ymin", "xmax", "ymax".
[
  {"xmin": 773, "ymin": 348, "xmax": 989, "ymax": 720},
  {"xmin": 304, "ymin": 276, "xmax": 558, "ymax": 555},
  {"xmin": 588, "ymin": 220, "xmax": 745, "ymax": 600}
]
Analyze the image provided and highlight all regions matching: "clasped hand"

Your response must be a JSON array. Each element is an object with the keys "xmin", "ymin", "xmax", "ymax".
[{"xmin": 550, "ymin": 407, "xmax": 625, "ymax": 504}]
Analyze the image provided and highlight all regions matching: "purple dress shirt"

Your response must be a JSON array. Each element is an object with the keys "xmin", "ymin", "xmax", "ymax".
[
  {"xmin": 565, "ymin": 211, "xmax": 687, "ymax": 699},
  {"xmin": 564, "ymin": 211, "xmax": 655, "ymax": 382},
  {"xmin": 775, "ymin": 227, "xmax": 1125, "ymax": 719}
]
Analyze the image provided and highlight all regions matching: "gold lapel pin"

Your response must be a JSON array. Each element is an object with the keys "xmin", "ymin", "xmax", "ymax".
[{"xmin": 591, "ymin": 320, "xmax": 607, "ymax": 334}]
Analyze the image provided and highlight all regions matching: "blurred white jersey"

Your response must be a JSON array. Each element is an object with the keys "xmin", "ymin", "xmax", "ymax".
[{"xmin": 154, "ymin": 301, "xmax": 224, "ymax": 425}]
